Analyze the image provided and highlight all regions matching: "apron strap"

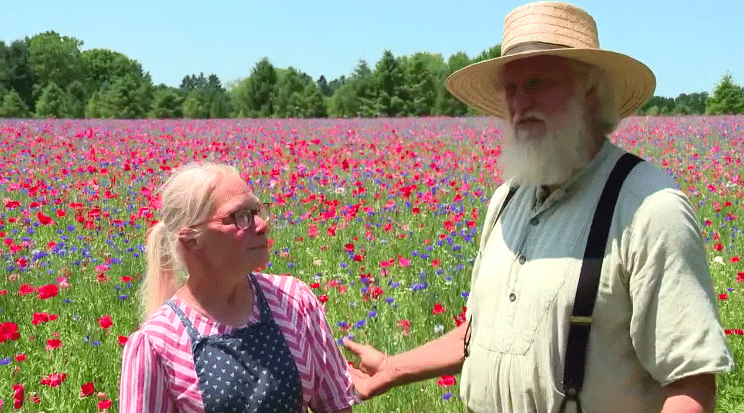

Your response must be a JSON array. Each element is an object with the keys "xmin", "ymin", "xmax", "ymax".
[
  {"xmin": 166, "ymin": 300, "xmax": 201, "ymax": 342},
  {"xmin": 248, "ymin": 273, "xmax": 273, "ymax": 324}
]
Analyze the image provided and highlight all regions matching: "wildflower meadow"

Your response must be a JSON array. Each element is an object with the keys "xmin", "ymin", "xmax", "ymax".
[{"xmin": 0, "ymin": 116, "xmax": 742, "ymax": 412}]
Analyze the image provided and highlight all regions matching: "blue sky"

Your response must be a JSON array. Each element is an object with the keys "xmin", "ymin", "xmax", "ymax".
[{"xmin": 2, "ymin": 0, "xmax": 742, "ymax": 98}]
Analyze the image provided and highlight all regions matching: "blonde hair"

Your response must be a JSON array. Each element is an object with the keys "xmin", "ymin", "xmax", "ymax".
[{"xmin": 140, "ymin": 162, "xmax": 240, "ymax": 320}]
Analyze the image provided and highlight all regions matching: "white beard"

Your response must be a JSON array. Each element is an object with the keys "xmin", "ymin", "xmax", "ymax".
[{"xmin": 499, "ymin": 98, "xmax": 595, "ymax": 187}]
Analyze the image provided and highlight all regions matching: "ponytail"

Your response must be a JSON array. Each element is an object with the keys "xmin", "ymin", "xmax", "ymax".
[{"xmin": 140, "ymin": 221, "xmax": 183, "ymax": 320}]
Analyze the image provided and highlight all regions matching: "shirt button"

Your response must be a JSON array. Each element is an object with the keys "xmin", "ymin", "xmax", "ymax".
[
  {"xmin": 529, "ymin": 217, "xmax": 539, "ymax": 225},
  {"xmin": 518, "ymin": 255, "xmax": 526, "ymax": 264},
  {"xmin": 509, "ymin": 293, "xmax": 517, "ymax": 302}
]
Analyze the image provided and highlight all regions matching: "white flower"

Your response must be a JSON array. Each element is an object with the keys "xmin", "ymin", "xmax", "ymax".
[{"xmin": 713, "ymin": 256, "xmax": 724, "ymax": 265}]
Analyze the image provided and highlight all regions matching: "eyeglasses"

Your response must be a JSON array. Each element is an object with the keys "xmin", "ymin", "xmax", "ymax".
[{"xmin": 191, "ymin": 203, "xmax": 270, "ymax": 230}]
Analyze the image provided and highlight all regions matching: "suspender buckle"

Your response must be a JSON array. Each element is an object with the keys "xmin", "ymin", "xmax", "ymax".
[{"xmin": 569, "ymin": 316, "xmax": 592, "ymax": 325}]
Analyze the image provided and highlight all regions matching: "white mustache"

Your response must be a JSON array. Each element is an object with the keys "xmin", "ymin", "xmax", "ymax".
[{"xmin": 513, "ymin": 111, "xmax": 547, "ymax": 126}]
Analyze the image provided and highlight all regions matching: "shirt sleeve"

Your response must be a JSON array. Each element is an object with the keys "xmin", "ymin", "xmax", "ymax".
[
  {"xmin": 625, "ymin": 189, "xmax": 734, "ymax": 385},
  {"xmin": 119, "ymin": 330, "xmax": 176, "ymax": 413},
  {"xmin": 300, "ymin": 284, "xmax": 358, "ymax": 412}
]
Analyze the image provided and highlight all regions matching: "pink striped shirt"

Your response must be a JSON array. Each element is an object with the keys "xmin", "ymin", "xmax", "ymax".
[{"xmin": 119, "ymin": 273, "xmax": 357, "ymax": 413}]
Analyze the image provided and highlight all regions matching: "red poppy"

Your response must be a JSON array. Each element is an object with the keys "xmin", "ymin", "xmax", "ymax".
[
  {"xmin": 438, "ymin": 375, "xmax": 456, "ymax": 387},
  {"xmin": 0, "ymin": 322, "xmax": 20, "ymax": 343},
  {"xmin": 345, "ymin": 243, "xmax": 355, "ymax": 252},
  {"xmin": 719, "ymin": 293, "xmax": 728, "ymax": 300},
  {"xmin": 37, "ymin": 284, "xmax": 59, "ymax": 299},
  {"xmin": 98, "ymin": 399, "xmax": 113, "ymax": 409},
  {"xmin": 13, "ymin": 383, "xmax": 24, "ymax": 409},
  {"xmin": 18, "ymin": 283, "xmax": 35, "ymax": 296},
  {"xmin": 80, "ymin": 382, "xmax": 96, "ymax": 397},
  {"xmin": 98, "ymin": 315, "xmax": 113, "ymax": 329},
  {"xmin": 318, "ymin": 295, "xmax": 329, "ymax": 303},
  {"xmin": 32, "ymin": 312, "xmax": 58, "ymax": 325},
  {"xmin": 37, "ymin": 211, "xmax": 53, "ymax": 225},
  {"xmin": 397, "ymin": 319, "xmax": 411, "ymax": 335},
  {"xmin": 40, "ymin": 372, "xmax": 67, "ymax": 387},
  {"xmin": 15, "ymin": 353, "xmax": 26, "ymax": 362},
  {"xmin": 432, "ymin": 303, "xmax": 447, "ymax": 314},
  {"xmin": 118, "ymin": 335, "xmax": 129, "ymax": 346},
  {"xmin": 46, "ymin": 339, "xmax": 62, "ymax": 350},
  {"xmin": 120, "ymin": 276, "xmax": 132, "ymax": 283}
]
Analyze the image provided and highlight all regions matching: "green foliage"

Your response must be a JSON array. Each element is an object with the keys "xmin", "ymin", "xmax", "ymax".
[
  {"xmin": 0, "ymin": 88, "xmax": 30, "ymax": 117},
  {"xmin": 149, "ymin": 87, "xmax": 183, "ymax": 118},
  {"xmin": 706, "ymin": 72, "xmax": 744, "ymax": 115},
  {"xmin": 242, "ymin": 58, "xmax": 278, "ymax": 117},
  {"xmin": 34, "ymin": 82, "xmax": 66, "ymax": 118},
  {"xmin": 0, "ymin": 39, "xmax": 37, "ymax": 112},
  {"xmin": 644, "ymin": 105, "xmax": 660, "ymax": 116},
  {"xmin": 97, "ymin": 74, "xmax": 150, "ymax": 118},
  {"xmin": 28, "ymin": 31, "xmax": 83, "ymax": 94}
]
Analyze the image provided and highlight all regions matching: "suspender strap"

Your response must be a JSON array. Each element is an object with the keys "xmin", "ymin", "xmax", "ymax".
[{"xmin": 561, "ymin": 153, "xmax": 643, "ymax": 411}]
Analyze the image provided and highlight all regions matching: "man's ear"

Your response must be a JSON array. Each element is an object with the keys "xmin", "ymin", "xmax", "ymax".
[{"xmin": 584, "ymin": 84, "xmax": 599, "ymax": 112}]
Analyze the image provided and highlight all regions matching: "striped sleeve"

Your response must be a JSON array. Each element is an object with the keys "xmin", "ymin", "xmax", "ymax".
[
  {"xmin": 119, "ymin": 330, "xmax": 176, "ymax": 413},
  {"xmin": 301, "ymin": 284, "xmax": 358, "ymax": 412}
]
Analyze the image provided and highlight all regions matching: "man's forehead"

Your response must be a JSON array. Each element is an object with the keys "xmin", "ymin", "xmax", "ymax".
[{"xmin": 500, "ymin": 55, "xmax": 579, "ymax": 79}]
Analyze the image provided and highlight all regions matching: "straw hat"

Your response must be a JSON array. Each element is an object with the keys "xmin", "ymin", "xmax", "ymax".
[{"xmin": 445, "ymin": 2, "xmax": 655, "ymax": 119}]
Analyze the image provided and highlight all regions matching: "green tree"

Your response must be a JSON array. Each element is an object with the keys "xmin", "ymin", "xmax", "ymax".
[
  {"xmin": 34, "ymin": 82, "xmax": 66, "ymax": 118},
  {"xmin": 472, "ymin": 44, "xmax": 502, "ymax": 63},
  {"xmin": 406, "ymin": 53, "xmax": 438, "ymax": 116},
  {"xmin": 328, "ymin": 60, "xmax": 375, "ymax": 117},
  {"xmin": 0, "ymin": 39, "xmax": 37, "ymax": 111},
  {"xmin": 243, "ymin": 58, "xmax": 278, "ymax": 117},
  {"xmin": 182, "ymin": 90, "xmax": 206, "ymax": 118},
  {"xmin": 317, "ymin": 75, "xmax": 331, "ymax": 97},
  {"xmin": 705, "ymin": 72, "xmax": 744, "ymax": 114},
  {"xmin": 433, "ymin": 51, "xmax": 471, "ymax": 116},
  {"xmin": 1, "ymin": 88, "xmax": 29, "ymax": 117},
  {"xmin": 373, "ymin": 50, "xmax": 408, "ymax": 117},
  {"xmin": 97, "ymin": 74, "xmax": 149, "ymax": 118},
  {"xmin": 302, "ymin": 83, "xmax": 328, "ymax": 118},
  {"xmin": 149, "ymin": 87, "xmax": 183, "ymax": 118},
  {"xmin": 28, "ymin": 31, "xmax": 83, "ymax": 99}
]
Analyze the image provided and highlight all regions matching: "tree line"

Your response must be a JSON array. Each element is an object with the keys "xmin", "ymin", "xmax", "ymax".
[{"xmin": 1, "ymin": 31, "xmax": 743, "ymax": 119}]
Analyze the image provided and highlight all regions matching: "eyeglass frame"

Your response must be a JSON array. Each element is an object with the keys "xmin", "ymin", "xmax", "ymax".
[{"xmin": 189, "ymin": 202, "xmax": 271, "ymax": 231}]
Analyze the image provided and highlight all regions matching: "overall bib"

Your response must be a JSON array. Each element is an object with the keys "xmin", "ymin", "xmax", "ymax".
[{"xmin": 167, "ymin": 274, "xmax": 303, "ymax": 413}]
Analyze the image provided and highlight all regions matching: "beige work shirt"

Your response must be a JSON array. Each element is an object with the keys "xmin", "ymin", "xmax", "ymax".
[{"xmin": 460, "ymin": 140, "xmax": 734, "ymax": 413}]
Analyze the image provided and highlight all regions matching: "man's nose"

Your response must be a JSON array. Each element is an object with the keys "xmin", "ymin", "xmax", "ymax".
[{"xmin": 510, "ymin": 87, "xmax": 535, "ymax": 117}]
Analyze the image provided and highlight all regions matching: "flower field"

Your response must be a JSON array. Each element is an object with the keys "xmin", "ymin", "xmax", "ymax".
[{"xmin": 0, "ymin": 116, "xmax": 742, "ymax": 412}]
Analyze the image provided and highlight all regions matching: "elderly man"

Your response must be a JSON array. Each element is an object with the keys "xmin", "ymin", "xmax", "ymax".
[{"xmin": 342, "ymin": 2, "xmax": 733, "ymax": 412}]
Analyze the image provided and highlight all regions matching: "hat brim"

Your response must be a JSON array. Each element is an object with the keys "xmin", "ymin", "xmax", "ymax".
[{"xmin": 445, "ymin": 48, "xmax": 656, "ymax": 119}]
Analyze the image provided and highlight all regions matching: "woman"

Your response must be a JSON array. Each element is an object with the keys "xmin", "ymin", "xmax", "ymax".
[{"xmin": 120, "ymin": 162, "xmax": 356, "ymax": 413}]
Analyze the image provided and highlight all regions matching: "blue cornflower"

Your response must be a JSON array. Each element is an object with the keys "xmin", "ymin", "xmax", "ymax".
[
  {"xmin": 442, "ymin": 393, "xmax": 453, "ymax": 400},
  {"xmin": 461, "ymin": 291, "xmax": 470, "ymax": 299},
  {"xmin": 92, "ymin": 341, "xmax": 101, "ymax": 346},
  {"xmin": 368, "ymin": 310, "xmax": 377, "ymax": 318},
  {"xmin": 67, "ymin": 224, "xmax": 75, "ymax": 231},
  {"xmin": 337, "ymin": 321, "xmax": 348, "ymax": 328},
  {"xmin": 119, "ymin": 295, "xmax": 129, "ymax": 300},
  {"xmin": 385, "ymin": 297, "xmax": 395, "ymax": 304},
  {"xmin": 0, "ymin": 358, "xmax": 11, "ymax": 365},
  {"xmin": 340, "ymin": 262, "xmax": 348, "ymax": 269},
  {"xmin": 410, "ymin": 282, "xmax": 428, "ymax": 291},
  {"xmin": 354, "ymin": 320, "xmax": 366, "ymax": 329}
]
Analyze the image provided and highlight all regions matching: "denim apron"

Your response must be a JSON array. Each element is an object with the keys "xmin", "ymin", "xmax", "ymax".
[{"xmin": 167, "ymin": 274, "xmax": 303, "ymax": 413}]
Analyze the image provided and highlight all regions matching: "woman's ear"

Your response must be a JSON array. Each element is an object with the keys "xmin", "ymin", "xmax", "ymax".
[{"xmin": 178, "ymin": 228, "xmax": 198, "ymax": 250}]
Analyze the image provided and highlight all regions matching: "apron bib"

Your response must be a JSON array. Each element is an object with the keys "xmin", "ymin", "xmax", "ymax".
[{"xmin": 168, "ymin": 274, "xmax": 303, "ymax": 413}]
